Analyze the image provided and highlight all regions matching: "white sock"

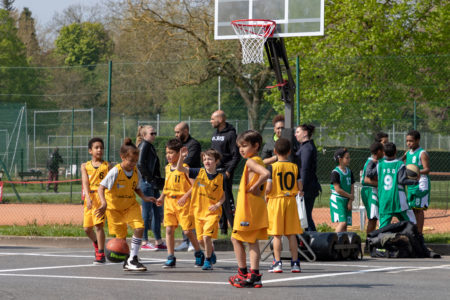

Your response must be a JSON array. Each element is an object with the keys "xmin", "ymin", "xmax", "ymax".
[{"xmin": 130, "ymin": 236, "xmax": 142, "ymax": 258}]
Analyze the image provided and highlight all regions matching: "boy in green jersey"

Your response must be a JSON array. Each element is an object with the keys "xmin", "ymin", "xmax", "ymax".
[
  {"xmin": 369, "ymin": 143, "xmax": 418, "ymax": 228},
  {"xmin": 329, "ymin": 148, "xmax": 355, "ymax": 233},
  {"xmin": 361, "ymin": 142, "xmax": 384, "ymax": 234},
  {"xmin": 405, "ymin": 130, "xmax": 430, "ymax": 234}
]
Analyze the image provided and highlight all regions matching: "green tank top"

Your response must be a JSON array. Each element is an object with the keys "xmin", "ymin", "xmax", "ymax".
[
  {"xmin": 377, "ymin": 159, "xmax": 405, "ymax": 214},
  {"xmin": 330, "ymin": 166, "xmax": 352, "ymax": 198},
  {"xmin": 361, "ymin": 157, "xmax": 374, "ymax": 187}
]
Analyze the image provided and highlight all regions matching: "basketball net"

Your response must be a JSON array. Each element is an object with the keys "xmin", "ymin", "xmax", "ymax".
[{"xmin": 231, "ymin": 19, "xmax": 276, "ymax": 64}]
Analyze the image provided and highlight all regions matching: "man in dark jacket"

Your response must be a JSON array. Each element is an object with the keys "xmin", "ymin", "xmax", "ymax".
[
  {"xmin": 46, "ymin": 147, "xmax": 63, "ymax": 192},
  {"xmin": 137, "ymin": 125, "xmax": 166, "ymax": 250},
  {"xmin": 174, "ymin": 121, "xmax": 202, "ymax": 251},
  {"xmin": 210, "ymin": 110, "xmax": 240, "ymax": 234}
]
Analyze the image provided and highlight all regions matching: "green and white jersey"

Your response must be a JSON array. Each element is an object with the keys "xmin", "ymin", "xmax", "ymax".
[
  {"xmin": 330, "ymin": 166, "xmax": 352, "ymax": 199},
  {"xmin": 361, "ymin": 157, "xmax": 379, "ymax": 219},
  {"xmin": 377, "ymin": 159, "xmax": 409, "ymax": 214},
  {"xmin": 405, "ymin": 147, "xmax": 430, "ymax": 203}
]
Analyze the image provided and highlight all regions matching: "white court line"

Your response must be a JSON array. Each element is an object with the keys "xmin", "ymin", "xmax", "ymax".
[
  {"xmin": 0, "ymin": 263, "xmax": 96, "ymax": 273},
  {"xmin": 386, "ymin": 264, "xmax": 450, "ymax": 274},
  {"xmin": 0, "ymin": 252, "xmax": 92, "ymax": 258}
]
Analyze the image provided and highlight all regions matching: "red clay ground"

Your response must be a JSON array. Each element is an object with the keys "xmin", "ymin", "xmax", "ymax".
[{"xmin": 0, "ymin": 204, "xmax": 448, "ymax": 234}]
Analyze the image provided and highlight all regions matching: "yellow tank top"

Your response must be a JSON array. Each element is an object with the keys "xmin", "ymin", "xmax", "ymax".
[
  {"xmin": 233, "ymin": 156, "xmax": 268, "ymax": 231},
  {"xmin": 163, "ymin": 164, "xmax": 191, "ymax": 198},
  {"xmin": 85, "ymin": 160, "xmax": 109, "ymax": 193},
  {"xmin": 191, "ymin": 168, "xmax": 224, "ymax": 220},
  {"xmin": 105, "ymin": 164, "xmax": 139, "ymax": 210},
  {"xmin": 267, "ymin": 161, "xmax": 299, "ymax": 199}
]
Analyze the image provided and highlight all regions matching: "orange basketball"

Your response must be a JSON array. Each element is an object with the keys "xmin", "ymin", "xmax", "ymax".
[{"xmin": 106, "ymin": 238, "xmax": 130, "ymax": 262}]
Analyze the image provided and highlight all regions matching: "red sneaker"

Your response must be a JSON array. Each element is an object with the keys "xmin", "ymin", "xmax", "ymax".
[
  {"xmin": 248, "ymin": 270, "xmax": 263, "ymax": 288},
  {"xmin": 154, "ymin": 243, "xmax": 167, "ymax": 251},
  {"xmin": 229, "ymin": 269, "xmax": 251, "ymax": 288}
]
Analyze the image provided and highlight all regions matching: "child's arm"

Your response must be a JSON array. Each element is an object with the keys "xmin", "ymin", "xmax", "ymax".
[
  {"xmin": 156, "ymin": 193, "xmax": 165, "ymax": 206},
  {"xmin": 297, "ymin": 179, "xmax": 304, "ymax": 197},
  {"xmin": 80, "ymin": 163, "xmax": 92, "ymax": 209},
  {"xmin": 176, "ymin": 147, "xmax": 190, "ymax": 174},
  {"xmin": 246, "ymin": 158, "xmax": 270, "ymax": 195},
  {"xmin": 347, "ymin": 183, "xmax": 354, "ymax": 210},
  {"xmin": 135, "ymin": 187, "xmax": 156, "ymax": 203},
  {"xmin": 420, "ymin": 152, "xmax": 430, "ymax": 175},
  {"xmin": 178, "ymin": 188, "xmax": 192, "ymax": 207},
  {"xmin": 264, "ymin": 165, "xmax": 273, "ymax": 196},
  {"xmin": 96, "ymin": 185, "xmax": 107, "ymax": 218},
  {"xmin": 333, "ymin": 183, "xmax": 354, "ymax": 201},
  {"xmin": 209, "ymin": 192, "xmax": 225, "ymax": 212}
]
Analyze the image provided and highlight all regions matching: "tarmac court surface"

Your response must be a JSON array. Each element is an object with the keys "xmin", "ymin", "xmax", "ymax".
[{"xmin": 0, "ymin": 246, "xmax": 449, "ymax": 300}]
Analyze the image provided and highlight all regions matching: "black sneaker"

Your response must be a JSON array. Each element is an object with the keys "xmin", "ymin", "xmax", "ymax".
[
  {"xmin": 248, "ymin": 270, "xmax": 263, "ymax": 288},
  {"xmin": 123, "ymin": 255, "xmax": 147, "ymax": 271},
  {"xmin": 229, "ymin": 269, "xmax": 251, "ymax": 288},
  {"xmin": 163, "ymin": 255, "xmax": 176, "ymax": 268},
  {"xmin": 194, "ymin": 251, "xmax": 205, "ymax": 267}
]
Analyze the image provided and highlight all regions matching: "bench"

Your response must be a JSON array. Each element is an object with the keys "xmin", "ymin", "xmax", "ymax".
[{"xmin": 18, "ymin": 169, "xmax": 44, "ymax": 188}]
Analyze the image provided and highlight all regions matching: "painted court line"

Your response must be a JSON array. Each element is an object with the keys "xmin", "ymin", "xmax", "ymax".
[
  {"xmin": 0, "ymin": 263, "xmax": 96, "ymax": 273},
  {"xmin": 386, "ymin": 264, "xmax": 450, "ymax": 274}
]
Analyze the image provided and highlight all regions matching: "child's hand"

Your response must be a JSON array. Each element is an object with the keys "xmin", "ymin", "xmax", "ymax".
[
  {"xmin": 156, "ymin": 197, "xmax": 164, "ymax": 206},
  {"xmin": 85, "ymin": 196, "xmax": 92, "ymax": 210},
  {"xmin": 347, "ymin": 199, "xmax": 353, "ymax": 211},
  {"xmin": 95, "ymin": 203, "xmax": 106, "ymax": 218},
  {"xmin": 180, "ymin": 147, "xmax": 188, "ymax": 159},
  {"xmin": 247, "ymin": 184, "xmax": 262, "ymax": 196},
  {"xmin": 178, "ymin": 194, "xmax": 188, "ymax": 207},
  {"xmin": 208, "ymin": 203, "xmax": 221, "ymax": 212},
  {"xmin": 144, "ymin": 196, "xmax": 157, "ymax": 203},
  {"xmin": 298, "ymin": 190, "xmax": 304, "ymax": 197}
]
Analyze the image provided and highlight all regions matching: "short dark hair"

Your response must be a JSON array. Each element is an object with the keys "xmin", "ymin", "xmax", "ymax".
[
  {"xmin": 370, "ymin": 142, "xmax": 383, "ymax": 155},
  {"xmin": 407, "ymin": 130, "xmax": 420, "ymax": 140},
  {"xmin": 237, "ymin": 130, "xmax": 263, "ymax": 151},
  {"xmin": 274, "ymin": 138, "xmax": 291, "ymax": 156},
  {"xmin": 88, "ymin": 137, "xmax": 104, "ymax": 150},
  {"xmin": 201, "ymin": 149, "xmax": 222, "ymax": 162},
  {"xmin": 383, "ymin": 142, "xmax": 397, "ymax": 157},
  {"xmin": 298, "ymin": 124, "xmax": 315, "ymax": 138},
  {"xmin": 375, "ymin": 132, "xmax": 388, "ymax": 143},
  {"xmin": 334, "ymin": 148, "xmax": 348, "ymax": 163},
  {"xmin": 166, "ymin": 138, "xmax": 183, "ymax": 152}
]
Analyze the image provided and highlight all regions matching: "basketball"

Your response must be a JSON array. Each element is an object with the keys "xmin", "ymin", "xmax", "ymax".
[
  {"xmin": 406, "ymin": 164, "xmax": 420, "ymax": 180},
  {"xmin": 105, "ymin": 238, "xmax": 130, "ymax": 263}
]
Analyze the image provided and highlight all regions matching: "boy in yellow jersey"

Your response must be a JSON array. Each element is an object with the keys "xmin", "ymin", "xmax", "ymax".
[
  {"xmin": 81, "ymin": 137, "xmax": 112, "ymax": 264},
  {"xmin": 229, "ymin": 130, "xmax": 270, "ymax": 288},
  {"xmin": 156, "ymin": 139, "xmax": 204, "ymax": 269},
  {"xmin": 177, "ymin": 147, "xmax": 225, "ymax": 271},
  {"xmin": 98, "ymin": 138, "xmax": 155, "ymax": 272},
  {"xmin": 266, "ymin": 138, "xmax": 303, "ymax": 274}
]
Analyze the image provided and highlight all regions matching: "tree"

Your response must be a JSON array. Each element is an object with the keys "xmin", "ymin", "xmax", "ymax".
[
  {"xmin": 122, "ymin": 0, "xmax": 276, "ymax": 131},
  {"xmin": 284, "ymin": 0, "xmax": 449, "ymax": 134},
  {"xmin": 55, "ymin": 22, "xmax": 113, "ymax": 66},
  {"xmin": 17, "ymin": 7, "xmax": 40, "ymax": 59},
  {"xmin": 1, "ymin": 0, "xmax": 14, "ymax": 11}
]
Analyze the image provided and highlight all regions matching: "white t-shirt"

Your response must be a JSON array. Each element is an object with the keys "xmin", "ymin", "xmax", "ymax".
[{"xmin": 100, "ymin": 166, "xmax": 142, "ymax": 190}]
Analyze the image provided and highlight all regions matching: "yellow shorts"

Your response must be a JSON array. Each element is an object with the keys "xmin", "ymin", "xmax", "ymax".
[
  {"xmin": 232, "ymin": 228, "xmax": 268, "ymax": 244},
  {"xmin": 195, "ymin": 215, "xmax": 220, "ymax": 240},
  {"xmin": 267, "ymin": 196, "xmax": 303, "ymax": 236},
  {"xmin": 83, "ymin": 192, "xmax": 105, "ymax": 228},
  {"xmin": 164, "ymin": 196, "xmax": 194, "ymax": 231},
  {"xmin": 105, "ymin": 201, "xmax": 144, "ymax": 239}
]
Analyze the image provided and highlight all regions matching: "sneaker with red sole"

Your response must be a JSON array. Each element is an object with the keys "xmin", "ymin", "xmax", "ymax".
[
  {"xmin": 141, "ymin": 243, "xmax": 157, "ymax": 251},
  {"xmin": 291, "ymin": 260, "xmax": 301, "ymax": 273},
  {"xmin": 248, "ymin": 270, "xmax": 263, "ymax": 288},
  {"xmin": 94, "ymin": 252, "xmax": 105, "ymax": 265},
  {"xmin": 268, "ymin": 260, "xmax": 282, "ymax": 273},
  {"xmin": 228, "ymin": 269, "xmax": 251, "ymax": 288},
  {"xmin": 154, "ymin": 243, "xmax": 167, "ymax": 251}
]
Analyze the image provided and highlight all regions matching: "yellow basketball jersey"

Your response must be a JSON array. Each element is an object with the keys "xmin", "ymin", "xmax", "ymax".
[
  {"xmin": 85, "ymin": 160, "xmax": 109, "ymax": 192},
  {"xmin": 266, "ymin": 161, "xmax": 299, "ymax": 199},
  {"xmin": 163, "ymin": 164, "xmax": 192, "ymax": 198},
  {"xmin": 105, "ymin": 164, "xmax": 139, "ymax": 210},
  {"xmin": 191, "ymin": 168, "xmax": 224, "ymax": 220},
  {"xmin": 233, "ymin": 156, "xmax": 268, "ymax": 231}
]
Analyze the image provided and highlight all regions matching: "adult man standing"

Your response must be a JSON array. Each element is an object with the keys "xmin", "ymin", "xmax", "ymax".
[
  {"xmin": 46, "ymin": 147, "xmax": 63, "ymax": 192},
  {"xmin": 174, "ymin": 122, "xmax": 202, "ymax": 251},
  {"xmin": 137, "ymin": 125, "xmax": 166, "ymax": 251},
  {"xmin": 210, "ymin": 110, "xmax": 240, "ymax": 234}
]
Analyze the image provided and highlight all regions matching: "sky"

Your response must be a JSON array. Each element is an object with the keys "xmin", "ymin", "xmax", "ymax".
[{"xmin": 13, "ymin": 0, "xmax": 97, "ymax": 26}]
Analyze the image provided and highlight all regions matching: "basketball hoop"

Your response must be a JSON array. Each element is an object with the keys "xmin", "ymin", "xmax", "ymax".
[{"xmin": 231, "ymin": 19, "xmax": 276, "ymax": 64}]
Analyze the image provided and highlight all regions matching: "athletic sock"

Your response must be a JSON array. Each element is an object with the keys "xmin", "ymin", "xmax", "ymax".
[
  {"xmin": 93, "ymin": 240, "xmax": 98, "ymax": 249},
  {"xmin": 130, "ymin": 236, "xmax": 142, "ymax": 258},
  {"xmin": 250, "ymin": 269, "xmax": 260, "ymax": 274},
  {"xmin": 98, "ymin": 249, "xmax": 104, "ymax": 254},
  {"xmin": 239, "ymin": 267, "xmax": 248, "ymax": 275}
]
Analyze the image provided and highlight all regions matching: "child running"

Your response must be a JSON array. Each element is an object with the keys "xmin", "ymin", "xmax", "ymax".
[
  {"xmin": 265, "ymin": 138, "xmax": 303, "ymax": 273},
  {"xmin": 177, "ymin": 147, "xmax": 225, "ymax": 270},
  {"xmin": 229, "ymin": 130, "xmax": 270, "ymax": 288},
  {"xmin": 98, "ymin": 138, "xmax": 155, "ymax": 271},
  {"xmin": 156, "ymin": 138, "xmax": 204, "ymax": 269},
  {"xmin": 360, "ymin": 142, "xmax": 384, "ymax": 234},
  {"xmin": 330, "ymin": 148, "xmax": 355, "ymax": 233},
  {"xmin": 81, "ymin": 137, "xmax": 112, "ymax": 264}
]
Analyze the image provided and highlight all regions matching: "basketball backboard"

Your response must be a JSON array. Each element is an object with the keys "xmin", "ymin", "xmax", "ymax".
[{"xmin": 215, "ymin": 0, "xmax": 324, "ymax": 40}]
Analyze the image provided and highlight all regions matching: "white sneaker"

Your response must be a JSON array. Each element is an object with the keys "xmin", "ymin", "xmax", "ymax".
[
  {"xmin": 187, "ymin": 242, "xmax": 195, "ymax": 252},
  {"xmin": 123, "ymin": 256, "xmax": 147, "ymax": 271}
]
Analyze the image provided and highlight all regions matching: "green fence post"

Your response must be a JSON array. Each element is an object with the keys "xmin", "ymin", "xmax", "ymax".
[
  {"xmin": 106, "ymin": 61, "xmax": 112, "ymax": 162},
  {"xmin": 413, "ymin": 99, "xmax": 417, "ymax": 130},
  {"xmin": 296, "ymin": 56, "xmax": 300, "ymax": 126},
  {"xmin": 70, "ymin": 107, "xmax": 74, "ymax": 202}
]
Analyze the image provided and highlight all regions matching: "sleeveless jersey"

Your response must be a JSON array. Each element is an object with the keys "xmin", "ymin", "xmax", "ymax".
[
  {"xmin": 105, "ymin": 164, "xmax": 139, "ymax": 210},
  {"xmin": 85, "ymin": 160, "xmax": 109, "ymax": 193},
  {"xmin": 163, "ymin": 164, "xmax": 191, "ymax": 198},
  {"xmin": 191, "ymin": 168, "xmax": 224, "ymax": 220},
  {"xmin": 330, "ymin": 166, "xmax": 352, "ymax": 199},
  {"xmin": 267, "ymin": 161, "xmax": 299, "ymax": 198},
  {"xmin": 233, "ymin": 156, "xmax": 268, "ymax": 232},
  {"xmin": 406, "ymin": 147, "xmax": 430, "ymax": 198},
  {"xmin": 377, "ymin": 159, "xmax": 408, "ymax": 214}
]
